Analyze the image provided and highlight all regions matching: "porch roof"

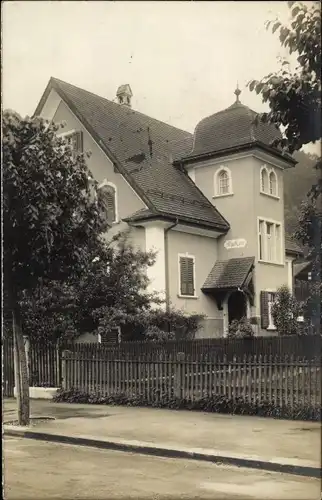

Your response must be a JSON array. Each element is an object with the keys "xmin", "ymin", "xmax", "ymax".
[{"xmin": 202, "ymin": 256, "xmax": 255, "ymax": 292}]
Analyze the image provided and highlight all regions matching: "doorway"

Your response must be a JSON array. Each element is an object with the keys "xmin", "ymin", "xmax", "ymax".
[{"xmin": 228, "ymin": 291, "xmax": 247, "ymax": 324}]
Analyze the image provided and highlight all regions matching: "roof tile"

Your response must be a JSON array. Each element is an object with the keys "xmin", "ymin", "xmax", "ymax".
[{"xmin": 203, "ymin": 257, "xmax": 255, "ymax": 290}]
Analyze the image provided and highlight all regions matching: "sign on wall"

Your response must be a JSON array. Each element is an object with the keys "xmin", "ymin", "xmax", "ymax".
[{"xmin": 224, "ymin": 238, "xmax": 247, "ymax": 249}]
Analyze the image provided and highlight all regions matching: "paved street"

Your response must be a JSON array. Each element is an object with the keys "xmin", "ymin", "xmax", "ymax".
[{"xmin": 4, "ymin": 437, "xmax": 320, "ymax": 500}]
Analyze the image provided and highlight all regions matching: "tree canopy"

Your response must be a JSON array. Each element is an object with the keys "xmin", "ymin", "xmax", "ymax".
[
  {"xmin": 248, "ymin": 1, "xmax": 321, "ymax": 162},
  {"xmin": 3, "ymin": 110, "xmax": 108, "ymax": 424}
]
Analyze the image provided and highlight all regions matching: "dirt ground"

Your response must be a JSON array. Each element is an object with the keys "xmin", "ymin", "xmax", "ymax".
[{"xmin": 3, "ymin": 437, "xmax": 320, "ymax": 500}]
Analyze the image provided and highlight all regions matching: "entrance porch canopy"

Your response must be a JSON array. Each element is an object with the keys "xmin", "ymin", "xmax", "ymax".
[{"xmin": 202, "ymin": 256, "xmax": 255, "ymax": 310}]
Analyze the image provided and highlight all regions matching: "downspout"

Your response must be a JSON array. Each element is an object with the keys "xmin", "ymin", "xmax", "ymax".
[{"xmin": 164, "ymin": 218, "xmax": 179, "ymax": 313}]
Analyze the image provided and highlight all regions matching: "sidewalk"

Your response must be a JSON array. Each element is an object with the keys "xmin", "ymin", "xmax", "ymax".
[{"xmin": 3, "ymin": 399, "xmax": 321, "ymax": 477}]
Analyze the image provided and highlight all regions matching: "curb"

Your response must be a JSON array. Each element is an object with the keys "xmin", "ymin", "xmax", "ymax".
[{"xmin": 4, "ymin": 427, "xmax": 320, "ymax": 479}]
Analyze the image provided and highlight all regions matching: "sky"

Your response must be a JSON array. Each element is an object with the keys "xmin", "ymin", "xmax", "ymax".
[{"xmin": 2, "ymin": 1, "xmax": 319, "ymax": 154}]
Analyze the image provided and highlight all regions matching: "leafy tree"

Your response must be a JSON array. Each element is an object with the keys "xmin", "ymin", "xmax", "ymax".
[
  {"xmin": 19, "ymin": 237, "xmax": 203, "ymax": 344},
  {"xmin": 271, "ymin": 285, "xmax": 302, "ymax": 335},
  {"xmin": 248, "ymin": 1, "xmax": 321, "ymax": 334},
  {"xmin": 248, "ymin": 1, "xmax": 321, "ymax": 160},
  {"xmin": 294, "ymin": 201, "xmax": 321, "ymax": 332},
  {"xmin": 3, "ymin": 110, "xmax": 107, "ymax": 425}
]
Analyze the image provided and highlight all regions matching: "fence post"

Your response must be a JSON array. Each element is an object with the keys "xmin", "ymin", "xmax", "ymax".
[
  {"xmin": 174, "ymin": 352, "xmax": 185, "ymax": 399},
  {"xmin": 23, "ymin": 335, "xmax": 30, "ymax": 381},
  {"xmin": 56, "ymin": 341, "xmax": 61, "ymax": 387},
  {"xmin": 61, "ymin": 350, "xmax": 67, "ymax": 390}
]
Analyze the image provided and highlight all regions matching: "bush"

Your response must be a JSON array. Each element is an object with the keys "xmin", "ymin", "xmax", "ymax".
[
  {"xmin": 228, "ymin": 317, "xmax": 254, "ymax": 339},
  {"xmin": 271, "ymin": 285, "xmax": 302, "ymax": 335},
  {"xmin": 53, "ymin": 388, "xmax": 320, "ymax": 421}
]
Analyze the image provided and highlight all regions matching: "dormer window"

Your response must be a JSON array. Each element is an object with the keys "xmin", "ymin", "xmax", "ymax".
[
  {"xmin": 214, "ymin": 167, "xmax": 233, "ymax": 198},
  {"xmin": 260, "ymin": 165, "xmax": 278, "ymax": 198},
  {"xmin": 98, "ymin": 181, "xmax": 118, "ymax": 224}
]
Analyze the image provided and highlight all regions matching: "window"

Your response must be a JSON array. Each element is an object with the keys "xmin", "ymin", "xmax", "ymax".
[
  {"xmin": 258, "ymin": 220, "xmax": 264, "ymax": 260},
  {"xmin": 218, "ymin": 170, "xmax": 229, "ymax": 194},
  {"xmin": 98, "ymin": 182, "xmax": 117, "ymax": 224},
  {"xmin": 98, "ymin": 327, "xmax": 121, "ymax": 345},
  {"xmin": 260, "ymin": 165, "xmax": 278, "ymax": 197},
  {"xmin": 260, "ymin": 167, "xmax": 268, "ymax": 193},
  {"xmin": 266, "ymin": 222, "xmax": 273, "ymax": 261},
  {"xmin": 179, "ymin": 254, "xmax": 195, "ymax": 297},
  {"xmin": 59, "ymin": 130, "xmax": 83, "ymax": 157},
  {"xmin": 269, "ymin": 171, "xmax": 277, "ymax": 196},
  {"xmin": 214, "ymin": 167, "xmax": 232, "ymax": 197},
  {"xmin": 258, "ymin": 219, "xmax": 283, "ymax": 263}
]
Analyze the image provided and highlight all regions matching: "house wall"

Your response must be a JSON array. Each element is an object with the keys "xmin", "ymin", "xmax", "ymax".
[
  {"xmin": 191, "ymin": 152, "xmax": 291, "ymax": 335},
  {"xmin": 52, "ymin": 100, "xmax": 147, "ymax": 251},
  {"xmin": 167, "ymin": 229, "xmax": 222, "ymax": 337}
]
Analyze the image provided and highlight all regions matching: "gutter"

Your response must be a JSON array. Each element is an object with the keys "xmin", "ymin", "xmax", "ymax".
[{"xmin": 164, "ymin": 218, "xmax": 179, "ymax": 313}]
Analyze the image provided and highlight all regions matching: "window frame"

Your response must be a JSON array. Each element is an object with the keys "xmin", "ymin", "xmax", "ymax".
[
  {"xmin": 257, "ymin": 217, "xmax": 284, "ymax": 265},
  {"xmin": 98, "ymin": 179, "xmax": 119, "ymax": 224},
  {"xmin": 260, "ymin": 164, "xmax": 279, "ymax": 199},
  {"xmin": 269, "ymin": 170, "xmax": 278, "ymax": 197},
  {"xmin": 213, "ymin": 166, "xmax": 233, "ymax": 198},
  {"xmin": 178, "ymin": 253, "xmax": 197, "ymax": 299},
  {"xmin": 260, "ymin": 165, "xmax": 268, "ymax": 193}
]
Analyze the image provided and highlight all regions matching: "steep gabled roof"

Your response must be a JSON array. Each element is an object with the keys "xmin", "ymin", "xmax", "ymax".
[{"xmin": 34, "ymin": 78, "xmax": 229, "ymax": 232}]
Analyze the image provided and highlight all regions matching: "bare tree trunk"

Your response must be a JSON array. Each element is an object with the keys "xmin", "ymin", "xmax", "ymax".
[{"xmin": 13, "ymin": 306, "xmax": 30, "ymax": 426}]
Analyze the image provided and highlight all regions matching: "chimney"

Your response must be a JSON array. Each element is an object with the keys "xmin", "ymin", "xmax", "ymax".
[{"xmin": 116, "ymin": 84, "xmax": 133, "ymax": 107}]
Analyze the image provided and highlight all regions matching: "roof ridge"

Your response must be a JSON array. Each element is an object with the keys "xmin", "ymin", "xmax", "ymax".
[{"xmin": 51, "ymin": 77, "xmax": 191, "ymax": 137}]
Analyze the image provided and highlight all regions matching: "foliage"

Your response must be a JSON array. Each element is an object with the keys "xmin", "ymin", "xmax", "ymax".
[
  {"xmin": 18, "ymin": 234, "xmax": 203, "ymax": 343},
  {"xmin": 283, "ymin": 151, "xmax": 320, "ymax": 239},
  {"xmin": 248, "ymin": 2, "xmax": 321, "ymax": 159},
  {"xmin": 140, "ymin": 308, "xmax": 204, "ymax": 342},
  {"xmin": 228, "ymin": 317, "xmax": 254, "ymax": 339},
  {"xmin": 3, "ymin": 109, "xmax": 108, "ymax": 424},
  {"xmin": 248, "ymin": 2, "xmax": 321, "ymax": 336},
  {"xmin": 293, "ymin": 201, "xmax": 321, "ymax": 331},
  {"xmin": 3, "ymin": 111, "xmax": 107, "ymax": 295},
  {"xmin": 271, "ymin": 285, "xmax": 302, "ymax": 335},
  {"xmin": 53, "ymin": 388, "xmax": 320, "ymax": 421}
]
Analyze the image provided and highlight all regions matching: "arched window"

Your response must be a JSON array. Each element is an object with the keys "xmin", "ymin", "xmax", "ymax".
[
  {"xmin": 260, "ymin": 167, "xmax": 268, "ymax": 193},
  {"xmin": 215, "ymin": 167, "xmax": 232, "ymax": 196},
  {"xmin": 269, "ymin": 171, "xmax": 277, "ymax": 196},
  {"xmin": 98, "ymin": 182, "xmax": 117, "ymax": 224}
]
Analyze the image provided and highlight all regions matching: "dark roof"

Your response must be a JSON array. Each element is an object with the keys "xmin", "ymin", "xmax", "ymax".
[
  {"xmin": 35, "ymin": 78, "xmax": 229, "ymax": 232},
  {"xmin": 202, "ymin": 257, "xmax": 254, "ymax": 291},
  {"xmin": 285, "ymin": 235, "xmax": 303, "ymax": 256},
  {"xmin": 294, "ymin": 260, "xmax": 312, "ymax": 278},
  {"xmin": 179, "ymin": 101, "xmax": 295, "ymax": 166}
]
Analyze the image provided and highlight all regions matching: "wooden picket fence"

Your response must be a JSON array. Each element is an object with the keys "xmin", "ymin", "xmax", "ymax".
[
  {"xmin": 29, "ymin": 342, "xmax": 61, "ymax": 387},
  {"xmin": 3, "ymin": 338, "xmax": 15, "ymax": 397},
  {"xmin": 62, "ymin": 347, "xmax": 321, "ymax": 410},
  {"xmin": 77, "ymin": 335, "xmax": 321, "ymax": 361}
]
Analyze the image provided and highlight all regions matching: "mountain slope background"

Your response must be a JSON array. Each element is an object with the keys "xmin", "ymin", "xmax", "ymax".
[{"xmin": 284, "ymin": 151, "xmax": 320, "ymax": 247}]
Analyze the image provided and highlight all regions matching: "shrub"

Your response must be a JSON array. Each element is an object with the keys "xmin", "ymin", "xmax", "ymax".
[
  {"xmin": 271, "ymin": 285, "xmax": 302, "ymax": 335},
  {"xmin": 228, "ymin": 317, "xmax": 254, "ymax": 339},
  {"xmin": 53, "ymin": 388, "xmax": 320, "ymax": 421}
]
